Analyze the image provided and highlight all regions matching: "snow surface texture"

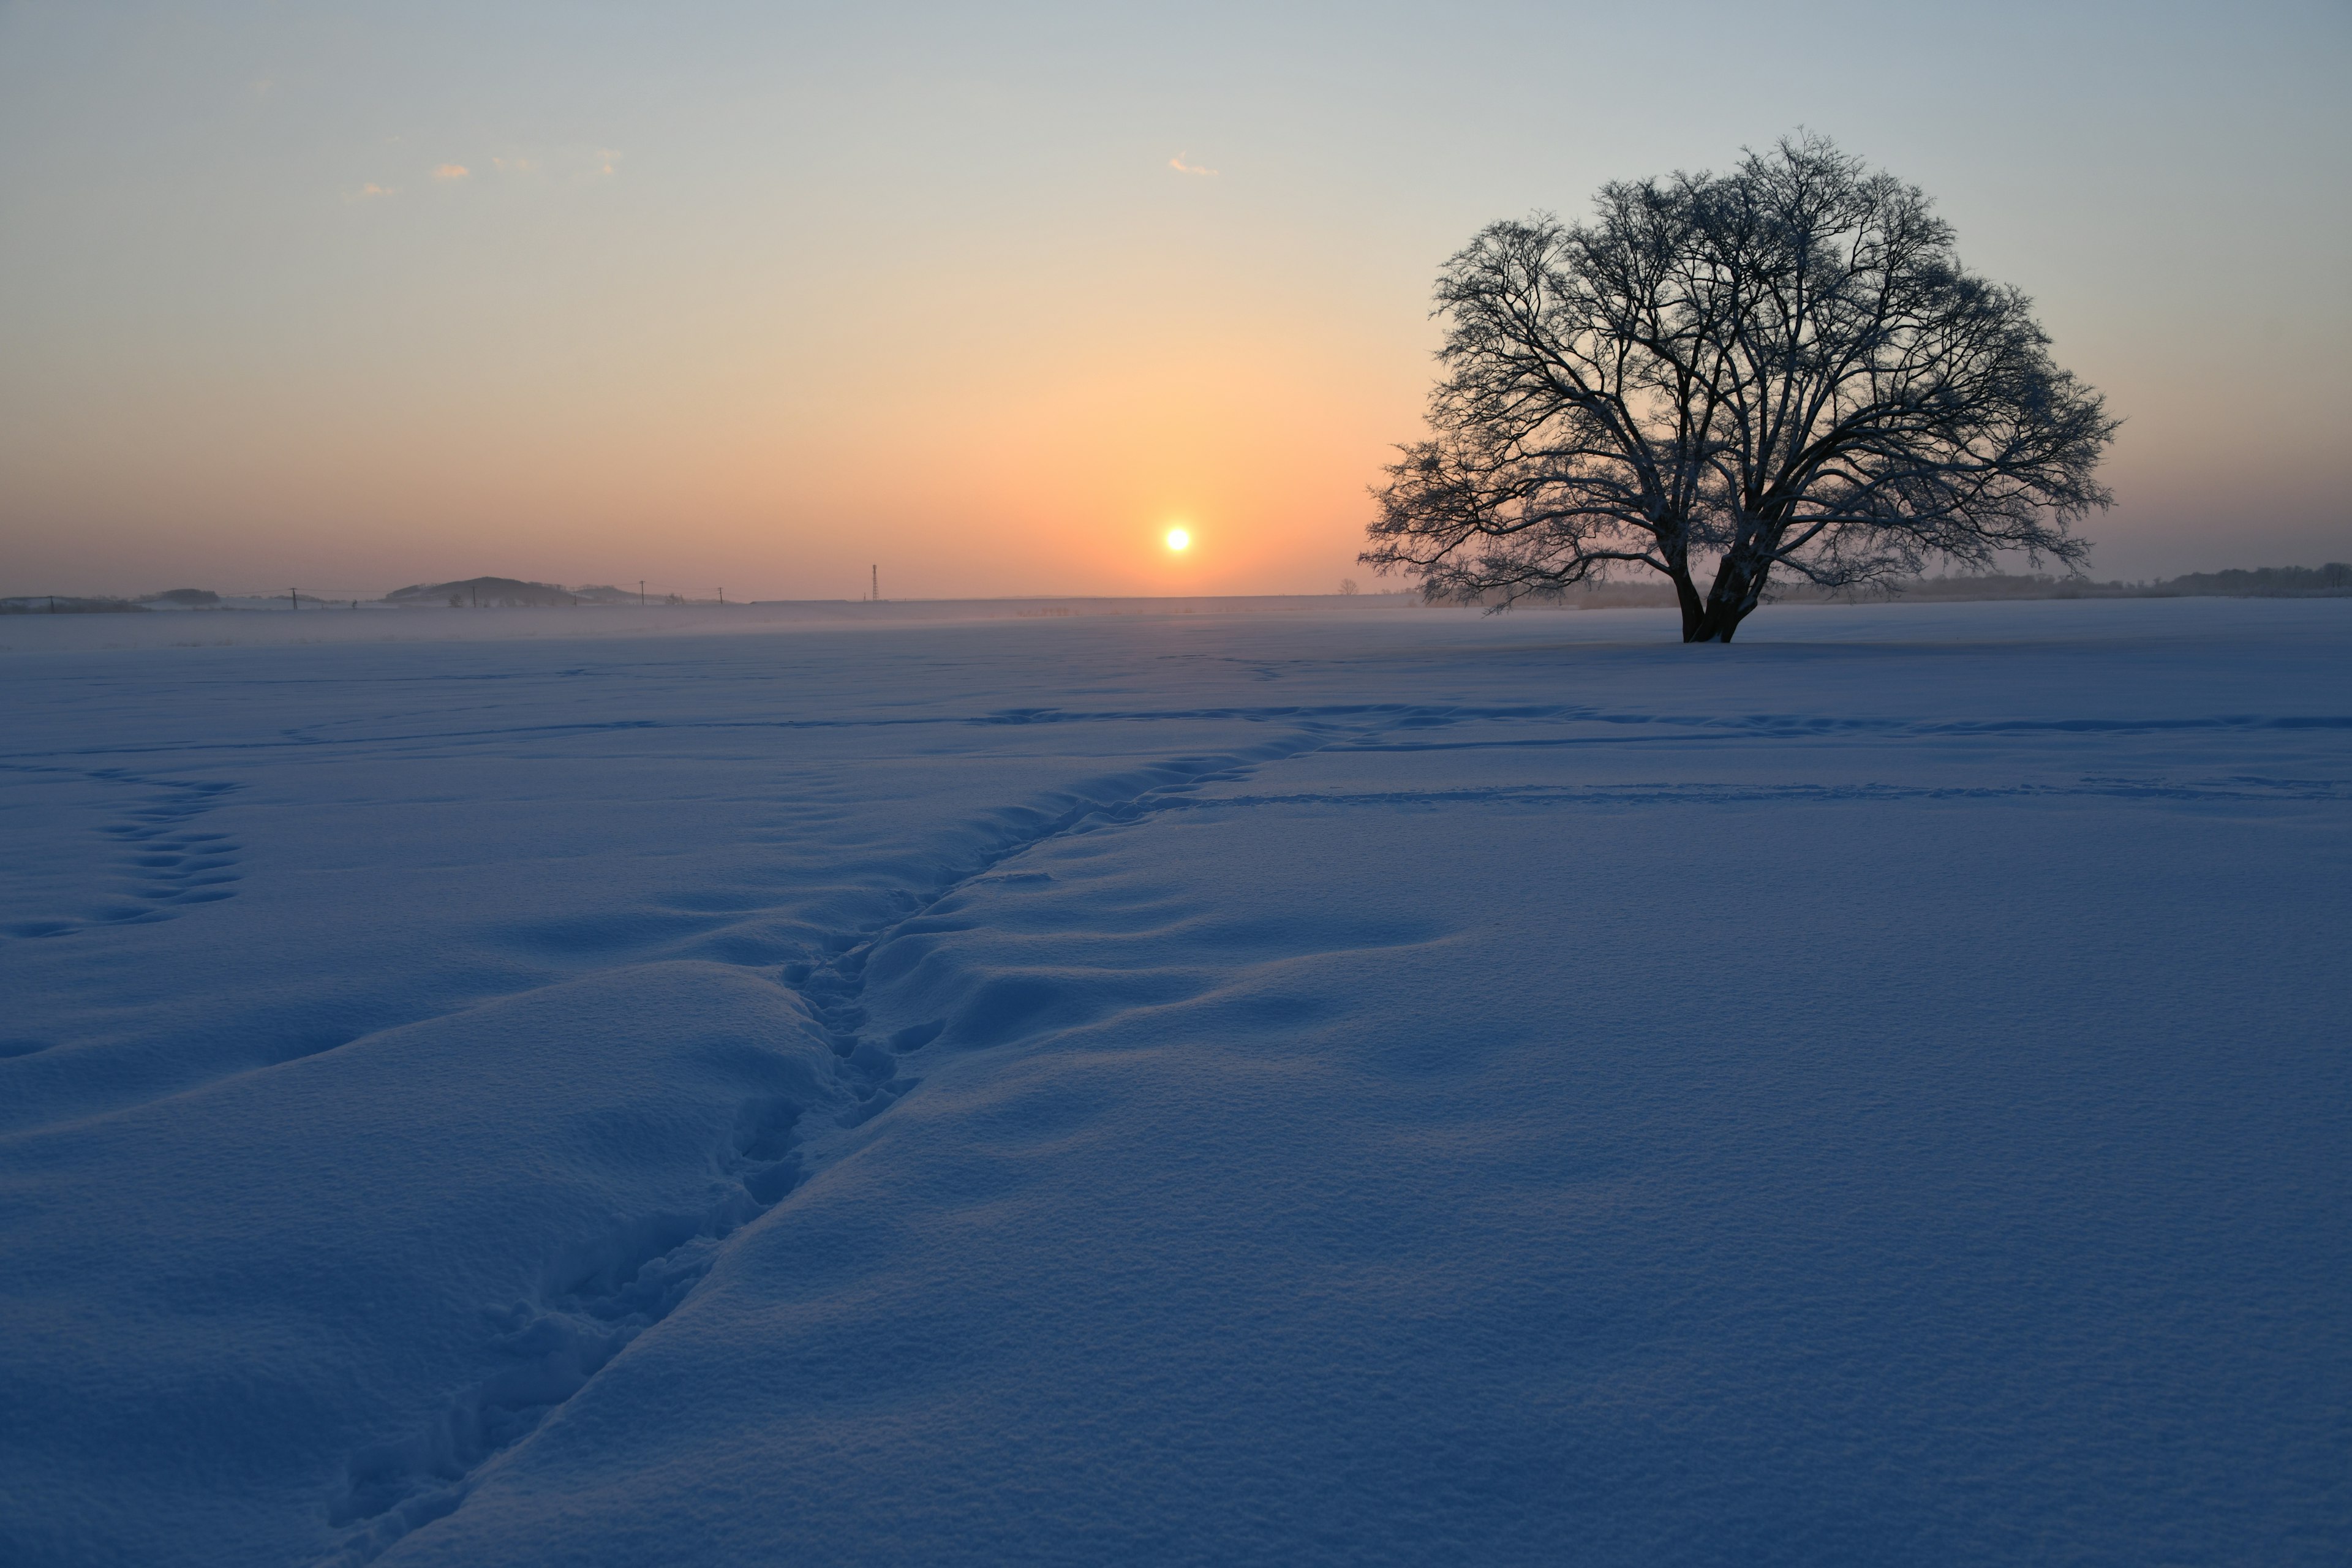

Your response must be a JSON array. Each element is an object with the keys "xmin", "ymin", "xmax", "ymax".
[{"xmin": 2, "ymin": 600, "xmax": 2346, "ymax": 1566}]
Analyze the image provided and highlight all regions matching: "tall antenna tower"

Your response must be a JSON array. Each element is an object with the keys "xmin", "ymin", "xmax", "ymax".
[{"xmin": 870, "ymin": 564, "xmax": 878, "ymax": 603}]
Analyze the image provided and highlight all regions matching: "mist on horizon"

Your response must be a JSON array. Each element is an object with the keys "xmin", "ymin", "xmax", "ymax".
[{"xmin": 4, "ymin": 1, "xmax": 2346, "ymax": 600}]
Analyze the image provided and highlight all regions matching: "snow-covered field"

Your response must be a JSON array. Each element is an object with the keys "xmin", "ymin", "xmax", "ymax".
[{"xmin": 3, "ymin": 599, "xmax": 2345, "ymax": 1566}]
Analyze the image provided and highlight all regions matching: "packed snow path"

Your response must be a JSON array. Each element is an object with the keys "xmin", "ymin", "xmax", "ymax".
[{"xmin": 2, "ymin": 600, "xmax": 2346, "ymax": 1566}]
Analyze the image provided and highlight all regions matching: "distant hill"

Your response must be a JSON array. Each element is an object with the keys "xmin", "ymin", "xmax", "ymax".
[{"xmin": 385, "ymin": 577, "xmax": 639, "ymax": 608}]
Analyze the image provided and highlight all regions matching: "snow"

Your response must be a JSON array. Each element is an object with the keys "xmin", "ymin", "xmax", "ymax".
[{"xmin": 2, "ymin": 598, "xmax": 2346, "ymax": 1566}]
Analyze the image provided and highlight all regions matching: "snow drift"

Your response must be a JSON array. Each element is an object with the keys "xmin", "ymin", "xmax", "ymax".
[{"xmin": 2, "ymin": 599, "xmax": 2345, "ymax": 1564}]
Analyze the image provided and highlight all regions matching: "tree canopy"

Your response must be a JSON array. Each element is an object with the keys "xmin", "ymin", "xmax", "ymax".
[{"xmin": 1362, "ymin": 135, "xmax": 2118, "ymax": 642}]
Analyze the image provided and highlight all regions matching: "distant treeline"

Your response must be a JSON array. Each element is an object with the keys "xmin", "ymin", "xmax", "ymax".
[
  {"xmin": 1, "ymin": 596, "xmax": 151, "ymax": 614},
  {"xmin": 1884, "ymin": 564, "xmax": 2352, "ymax": 601},
  {"xmin": 7, "ymin": 564, "xmax": 2347, "ymax": 614},
  {"xmin": 0, "ymin": 578, "xmax": 650, "ymax": 613},
  {"xmin": 1528, "ymin": 563, "xmax": 2352, "ymax": 609},
  {"xmin": 2120, "ymin": 564, "xmax": 2352, "ymax": 597}
]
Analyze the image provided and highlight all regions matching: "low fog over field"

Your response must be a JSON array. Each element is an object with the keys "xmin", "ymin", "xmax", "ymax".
[{"xmin": 2, "ymin": 599, "xmax": 2346, "ymax": 1565}]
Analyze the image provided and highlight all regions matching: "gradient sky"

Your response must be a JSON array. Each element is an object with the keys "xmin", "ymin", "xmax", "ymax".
[{"xmin": 4, "ymin": 1, "xmax": 2347, "ymax": 600}]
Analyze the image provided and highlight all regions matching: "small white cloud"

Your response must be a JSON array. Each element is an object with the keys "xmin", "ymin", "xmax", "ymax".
[
  {"xmin": 1169, "ymin": 153, "xmax": 1218, "ymax": 176},
  {"xmin": 431, "ymin": 162, "xmax": 469, "ymax": 181},
  {"xmin": 347, "ymin": 181, "xmax": 396, "ymax": 201},
  {"xmin": 597, "ymin": 148, "xmax": 621, "ymax": 176}
]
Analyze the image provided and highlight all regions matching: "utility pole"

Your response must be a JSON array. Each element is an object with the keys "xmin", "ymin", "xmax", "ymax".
[
  {"xmin": 718, "ymin": 587, "xmax": 725, "ymax": 606},
  {"xmin": 639, "ymin": 580, "xmax": 646, "ymax": 608},
  {"xmin": 290, "ymin": 587, "xmax": 298, "ymax": 612},
  {"xmin": 871, "ymin": 564, "xmax": 878, "ymax": 602}
]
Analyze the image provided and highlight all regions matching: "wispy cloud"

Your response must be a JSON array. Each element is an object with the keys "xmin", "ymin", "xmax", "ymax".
[
  {"xmin": 1169, "ymin": 153, "xmax": 1218, "ymax": 176},
  {"xmin": 431, "ymin": 162, "xmax": 469, "ymax": 181},
  {"xmin": 347, "ymin": 181, "xmax": 395, "ymax": 201},
  {"xmin": 597, "ymin": 148, "xmax": 621, "ymax": 176},
  {"xmin": 490, "ymin": 155, "xmax": 536, "ymax": 175}
]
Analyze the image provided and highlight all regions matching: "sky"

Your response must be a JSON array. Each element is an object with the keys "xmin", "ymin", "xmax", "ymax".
[{"xmin": 2, "ymin": 1, "xmax": 2347, "ymax": 601}]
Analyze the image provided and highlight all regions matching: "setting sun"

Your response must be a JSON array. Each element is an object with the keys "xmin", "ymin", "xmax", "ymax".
[{"xmin": 1165, "ymin": 527, "xmax": 1190, "ymax": 552}]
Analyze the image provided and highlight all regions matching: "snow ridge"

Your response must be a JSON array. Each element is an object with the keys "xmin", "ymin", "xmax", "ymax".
[
  {"xmin": 319, "ymin": 1097, "xmax": 815, "ymax": 1565},
  {"xmin": 783, "ymin": 719, "xmax": 1404, "ymax": 1092},
  {"xmin": 314, "ymin": 718, "xmax": 1396, "ymax": 1561}
]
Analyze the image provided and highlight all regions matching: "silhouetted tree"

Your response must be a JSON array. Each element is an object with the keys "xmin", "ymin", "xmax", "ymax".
[{"xmin": 1363, "ymin": 135, "xmax": 2117, "ymax": 642}]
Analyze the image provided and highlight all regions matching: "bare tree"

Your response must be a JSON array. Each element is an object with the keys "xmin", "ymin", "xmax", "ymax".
[{"xmin": 1362, "ymin": 134, "xmax": 2117, "ymax": 642}]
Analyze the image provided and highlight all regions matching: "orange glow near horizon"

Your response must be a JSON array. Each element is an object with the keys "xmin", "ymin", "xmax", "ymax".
[
  {"xmin": 0, "ymin": 280, "xmax": 1420, "ymax": 598},
  {"xmin": 2, "ymin": 8, "xmax": 2332, "ymax": 595}
]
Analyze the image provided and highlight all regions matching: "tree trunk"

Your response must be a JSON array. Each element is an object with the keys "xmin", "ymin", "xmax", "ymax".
[
  {"xmin": 1686, "ymin": 555, "xmax": 1769, "ymax": 643},
  {"xmin": 1665, "ymin": 560, "xmax": 1707, "ymax": 641}
]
